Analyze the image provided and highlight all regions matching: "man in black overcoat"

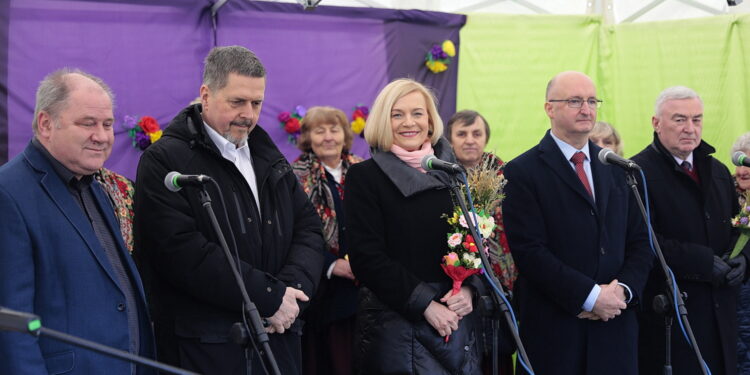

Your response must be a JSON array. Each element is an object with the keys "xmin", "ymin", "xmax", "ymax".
[
  {"xmin": 134, "ymin": 46, "xmax": 324, "ymax": 375},
  {"xmin": 502, "ymin": 71, "xmax": 653, "ymax": 375},
  {"xmin": 633, "ymin": 86, "xmax": 748, "ymax": 375}
]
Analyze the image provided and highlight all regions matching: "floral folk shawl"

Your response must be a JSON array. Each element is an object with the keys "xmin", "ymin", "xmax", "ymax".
[
  {"xmin": 292, "ymin": 152, "xmax": 363, "ymax": 256},
  {"xmin": 473, "ymin": 152, "xmax": 518, "ymax": 291},
  {"xmin": 94, "ymin": 168, "xmax": 135, "ymax": 254}
]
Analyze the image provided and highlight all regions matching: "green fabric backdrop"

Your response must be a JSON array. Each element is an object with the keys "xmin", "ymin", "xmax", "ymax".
[{"xmin": 457, "ymin": 13, "xmax": 750, "ymax": 167}]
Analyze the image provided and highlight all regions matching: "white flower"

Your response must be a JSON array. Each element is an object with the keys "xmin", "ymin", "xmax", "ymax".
[
  {"xmin": 447, "ymin": 233, "xmax": 463, "ymax": 248},
  {"xmin": 458, "ymin": 211, "xmax": 480, "ymax": 229},
  {"xmin": 477, "ymin": 215, "xmax": 496, "ymax": 239}
]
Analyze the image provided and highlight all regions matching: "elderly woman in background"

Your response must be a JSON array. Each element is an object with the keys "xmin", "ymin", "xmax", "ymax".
[
  {"xmin": 732, "ymin": 132, "xmax": 750, "ymax": 375},
  {"xmin": 589, "ymin": 121, "xmax": 623, "ymax": 156},
  {"xmin": 292, "ymin": 106, "xmax": 362, "ymax": 375},
  {"xmin": 346, "ymin": 79, "xmax": 482, "ymax": 374}
]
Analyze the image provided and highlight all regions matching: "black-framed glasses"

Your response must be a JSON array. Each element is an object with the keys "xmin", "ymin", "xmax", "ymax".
[{"xmin": 548, "ymin": 97, "xmax": 603, "ymax": 109}]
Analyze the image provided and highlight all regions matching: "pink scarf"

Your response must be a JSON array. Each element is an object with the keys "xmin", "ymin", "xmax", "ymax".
[{"xmin": 391, "ymin": 141, "xmax": 434, "ymax": 173}]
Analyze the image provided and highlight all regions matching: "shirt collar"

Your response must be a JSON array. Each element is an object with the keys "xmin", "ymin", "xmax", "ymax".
[
  {"xmin": 203, "ymin": 122, "xmax": 249, "ymax": 161},
  {"xmin": 32, "ymin": 137, "xmax": 93, "ymax": 190},
  {"xmin": 672, "ymin": 152, "xmax": 694, "ymax": 167},
  {"xmin": 549, "ymin": 130, "xmax": 591, "ymax": 162}
]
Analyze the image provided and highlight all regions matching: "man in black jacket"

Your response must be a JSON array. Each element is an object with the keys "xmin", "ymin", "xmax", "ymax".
[
  {"xmin": 134, "ymin": 46, "xmax": 324, "ymax": 375},
  {"xmin": 633, "ymin": 86, "xmax": 747, "ymax": 375}
]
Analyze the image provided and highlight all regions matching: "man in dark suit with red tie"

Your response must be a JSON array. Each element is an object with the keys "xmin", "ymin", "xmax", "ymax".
[
  {"xmin": 502, "ymin": 71, "xmax": 653, "ymax": 375},
  {"xmin": 633, "ymin": 86, "xmax": 748, "ymax": 375}
]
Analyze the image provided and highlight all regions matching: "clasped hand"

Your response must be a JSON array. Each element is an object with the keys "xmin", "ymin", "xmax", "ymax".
[
  {"xmin": 264, "ymin": 287, "xmax": 309, "ymax": 334},
  {"xmin": 424, "ymin": 286, "xmax": 473, "ymax": 337},
  {"xmin": 577, "ymin": 279, "xmax": 627, "ymax": 322}
]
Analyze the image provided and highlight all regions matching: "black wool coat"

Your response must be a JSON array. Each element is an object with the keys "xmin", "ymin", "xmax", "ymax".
[
  {"xmin": 345, "ymin": 138, "xmax": 482, "ymax": 375},
  {"xmin": 632, "ymin": 134, "xmax": 745, "ymax": 375},
  {"xmin": 502, "ymin": 131, "xmax": 653, "ymax": 375},
  {"xmin": 134, "ymin": 104, "xmax": 324, "ymax": 375}
]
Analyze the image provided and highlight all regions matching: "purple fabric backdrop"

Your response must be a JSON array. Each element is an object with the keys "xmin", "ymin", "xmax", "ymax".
[
  {"xmin": 5, "ymin": 0, "xmax": 212, "ymax": 179},
  {"xmin": 216, "ymin": 1, "xmax": 465, "ymax": 162},
  {"xmin": 1, "ymin": 0, "xmax": 465, "ymax": 179}
]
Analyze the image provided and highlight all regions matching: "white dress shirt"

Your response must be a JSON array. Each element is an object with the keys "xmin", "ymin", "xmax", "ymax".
[{"xmin": 203, "ymin": 123, "xmax": 260, "ymax": 213}]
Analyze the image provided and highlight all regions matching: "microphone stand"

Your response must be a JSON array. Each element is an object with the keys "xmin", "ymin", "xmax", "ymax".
[
  {"xmin": 625, "ymin": 171, "xmax": 707, "ymax": 375},
  {"xmin": 199, "ymin": 187, "xmax": 281, "ymax": 375},
  {"xmin": 0, "ymin": 307, "xmax": 199, "ymax": 375},
  {"xmin": 448, "ymin": 174, "xmax": 534, "ymax": 375}
]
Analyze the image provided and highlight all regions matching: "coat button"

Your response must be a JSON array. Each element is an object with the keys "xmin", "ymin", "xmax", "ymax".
[
  {"xmin": 464, "ymin": 345, "xmax": 470, "ymax": 351},
  {"xmin": 267, "ymin": 219, "xmax": 272, "ymax": 225},
  {"xmin": 247, "ymin": 217, "xmax": 252, "ymax": 223},
  {"xmin": 117, "ymin": 303, "xmax": 125, "ymax": 312},
  {"xmin": 590, "ymin": 210, "xmax": 595, "ymax": 216},
  {"xmin": 267, "ymin": 287, "xmax": 272, "ymax": 293},
  {"xmin": 296, "ymin": 283, "xmax": 302, "ymax": 289},
  {"xmin": 705, "ymin": 212, "xmax": 710, "ymax": 220},
  {"xmin": 600, "ymin": 247, "xmax": 606, "ymax": 255}
]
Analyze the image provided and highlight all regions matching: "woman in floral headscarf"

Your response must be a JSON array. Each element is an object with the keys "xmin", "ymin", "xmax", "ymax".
[{"xmin": 292, "ymin": 106, "xmax": 362, "ymax": 375}]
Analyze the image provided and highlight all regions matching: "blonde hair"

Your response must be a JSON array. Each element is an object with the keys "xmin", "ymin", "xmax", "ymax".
[
  {"xmin": 297, "ymin": 106, "xmax": 353, "ymax": 153},
  {"xmin": 590, "ymin": 121, "xmax": 623, "ymax": 156},
  {"xmin": 364, "ymin": 79, "xmax": 443, "ymax": 151}
]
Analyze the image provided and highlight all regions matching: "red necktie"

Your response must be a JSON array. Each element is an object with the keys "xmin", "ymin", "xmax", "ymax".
[
  {"xmin": 571, "ymin": 152, "xmax": 593, "ymax": 197},
  {"xmin": 681, "ymin": 161, "xmax": 700, "ymax": 184}
]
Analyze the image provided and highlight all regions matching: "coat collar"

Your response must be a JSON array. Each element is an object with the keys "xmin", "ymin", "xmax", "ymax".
[
  {"xmin": 649, "ymin": 132, "xmax": 715, "ymax": 192},
  {"xmin": 372, "ymin": 137, "xmax": 455, "ymax": 197}
]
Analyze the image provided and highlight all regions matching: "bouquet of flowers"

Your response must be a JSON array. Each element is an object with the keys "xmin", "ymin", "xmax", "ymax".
[
  {"xmin": 441, "ymin": 157, "xmax": 506, "ymax": 341},
  {"xmin": 425, "ymin": 40, "xmax": 456, "ymax": 74},
  {"xmin": 125, "ymin": 115, "xmax": 162, "ymax": 151},
  {"xmin": 729, "ymin": 191, "xmax": 750, "ymax": 258},
  {"xmin": 278, "ymin": 105, "xmax": 306, "ymax": 145},
  {"xmin": 350, "ymin": 104, "xmax": 368, "ymax": 137}
]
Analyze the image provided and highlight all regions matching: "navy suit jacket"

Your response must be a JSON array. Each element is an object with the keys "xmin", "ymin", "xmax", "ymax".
[
  {"xmin": 0, "ymin": 142, "xmax": 155, "ymax": 374},
  {"xmin": 502, "ymin": 131, "xmax": 653, "ymax": 375}
]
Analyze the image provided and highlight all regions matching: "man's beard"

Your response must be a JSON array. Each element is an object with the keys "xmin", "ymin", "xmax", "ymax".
[{"xmin": 223, "ymin": 119, "xmax": 252, "ymax": 146}]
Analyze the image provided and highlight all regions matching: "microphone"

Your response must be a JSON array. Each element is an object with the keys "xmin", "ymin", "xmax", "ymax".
[
  {"xmin": 421, "ymin": 155, "xmax": 464, "ymax": 174},
  {"xmin": 598, "ymin": 148, "xmax": 641, "ymax": 171},
  {"xmin": 0, "ymin": 306, "xmax": 41, "ymax": 334},
  {"xmin": 732, "ymin": 151, "xmax": 750, "ymax": 167},
  {"xmin": 164, "ymin": 171, "xmax": 213, "ymax": 192}
]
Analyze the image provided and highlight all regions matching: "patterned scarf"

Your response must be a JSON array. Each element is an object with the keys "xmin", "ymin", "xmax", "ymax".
[
  {"xmin": 94, "ymin": 168, "xmax": 135, "ymax": 254},
  {"xmin": 292, "ymin": 152, "xmax": 363, "ymax": 256}
]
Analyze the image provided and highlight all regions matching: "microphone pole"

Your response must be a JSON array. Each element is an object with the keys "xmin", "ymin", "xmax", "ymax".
[
  {"xmin": 0, "ymin": 307, "xmax": 199, "ymax": 375},
  {"xmin": 625, "ymin": 171, "xmax": 707, "ymax": 375},
  {"xmin": 198, "ymin": 185, "xmax": 281, "ymax": 375},
  {"xmin": 447, "ymin": 173, "xmax": 534, "ymax": 375}
]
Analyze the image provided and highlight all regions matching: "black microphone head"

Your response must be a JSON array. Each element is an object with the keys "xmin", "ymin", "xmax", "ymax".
[
  {"xmin": 732, "ymin": 151, "xmax": 747, "ymax": 167},
  {"xmin": 598, "ymin": 148, "xmax": 615, "ymax": 165},
  {"xmin": 420, "ymin": 154, "xmax": 437, "ymax": 171},
  {"xmin": 164, "ymin": 171, "xmax": 182, "ymax": 192}
]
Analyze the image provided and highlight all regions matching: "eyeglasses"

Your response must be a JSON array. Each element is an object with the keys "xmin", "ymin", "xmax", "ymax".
[{"xmin": 548, "ymin": 98, "xmax": 603, "ymax": 109}]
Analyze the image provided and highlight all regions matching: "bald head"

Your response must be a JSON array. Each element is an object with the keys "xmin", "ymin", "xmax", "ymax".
[
  {"xmin": 33, "ymin": 68, "xmax": 114, "ymax": 135},
  {"xmin": 544, "ymin": 71, "xmax": 598, "ymax": 149},
  {"xmin": 545, "ymin": 71, "xmax": 595, "ymax": 101}
]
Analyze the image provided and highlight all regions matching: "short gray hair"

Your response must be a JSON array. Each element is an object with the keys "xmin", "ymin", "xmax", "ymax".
[
  {"xmin": 732, "ymin": 132, "xmax": 750, "ymax": 155},
  {"xmin": 654, "ymin": 86, "xmax": 702, "ymax": 117},
  {"xmin": 32, "ymin": 68, "xmax": 114, "ymax": 136},
  {"xmin": 203, "ymin": 46, "xmax": 266, "ymax": 91}
]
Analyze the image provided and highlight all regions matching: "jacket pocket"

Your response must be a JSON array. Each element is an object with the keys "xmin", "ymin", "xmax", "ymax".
[{"xmin": 44, "ymin": 350, "xmax": 75, "ymax": 375}]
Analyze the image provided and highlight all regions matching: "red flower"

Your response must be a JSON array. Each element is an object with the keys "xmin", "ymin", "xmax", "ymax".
[
  {"xmin": 278, "ymin": 111, "xmax": 291, "ymax": 123},
  {"xmin": 352, "ymin": 109, "xmax": 365, "ymax": 120},
  {"xmin": 115, "ymin": 178, "xmax": 129, "ymax": 194},
  {"xmin": 284, "ymin": 118, "xmax": 301, "ymax": 134},
  {"xmin": 139, "ymin": 116, "xmax": 160, "ymax": 134},
  {"xmin": 463, "ymin": 234, "xmax": 478, "ymax": 253}
]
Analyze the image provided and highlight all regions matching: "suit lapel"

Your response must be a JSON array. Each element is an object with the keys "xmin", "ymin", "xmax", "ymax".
[
  {"xmin": 538, "ymin": 132, "xmax": 596, "ymax": 209},
  {"xmin": 24, "ymin": 145, "xmax": 122, "ymax": 290},
  {"xmin": 590, "ymin": 145, "xmax": 611, "ymax": 219}
]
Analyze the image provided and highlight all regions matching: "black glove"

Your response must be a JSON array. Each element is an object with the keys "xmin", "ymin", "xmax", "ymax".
[
  {"xmin": 712, "ymin": 255, "xmax": 731, "ymax": 287},
  {"xmin": 725, "ymin": 254, "xmax": 747, "ymax": 287}
]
